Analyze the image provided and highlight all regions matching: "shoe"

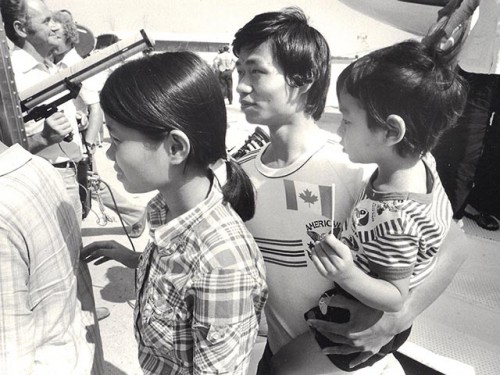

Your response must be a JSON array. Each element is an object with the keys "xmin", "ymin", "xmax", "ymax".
[
  {"xmin": 231, "ymin": 127, "xmax": 270, "ymax": 159},
  {"xmin": 126, "ymin": 212, "xmax": 147, "ymax": 238},
  {"xmin": 96, "ymin": 307, "xmax": 110, "ymax": 321},
  {"xmin": 464, "ymin": 211, "xmax": 499, "ymax": 231}
]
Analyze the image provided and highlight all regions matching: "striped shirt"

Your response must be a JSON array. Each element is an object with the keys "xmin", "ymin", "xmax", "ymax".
[
  {"xmin": 341, "ymin": 154, "xmax": 452, "ymax": 289},
  {"xmin": 0, "ymin": 145, "xmax": 103, "ymax": 374},
  {"xmin": 134, "ymin": 184, "xmax": 267, "ymax": 374}
]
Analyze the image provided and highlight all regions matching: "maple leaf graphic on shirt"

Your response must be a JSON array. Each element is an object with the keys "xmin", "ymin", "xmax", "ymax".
[{"xmin": 299, "ymin": 189, "xmax": 318, "ymax": 207}]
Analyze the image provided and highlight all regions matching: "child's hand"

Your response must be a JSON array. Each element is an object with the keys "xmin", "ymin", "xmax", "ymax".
[{"xmin": 310, "ymin": 234, "xmax": 355, "ymax": 282}]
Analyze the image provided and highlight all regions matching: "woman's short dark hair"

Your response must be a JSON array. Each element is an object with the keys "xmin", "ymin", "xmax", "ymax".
[
  {"xmin": 337, "ymin": 40, "xmax": 467, "ymax": 158},
  {"xmin": 232, "ymin": 7, "xmax": 330, "ymax": 121},
  {"xmin": 100, "ymin": 51, "xmax": 255, "ymax": 220}
]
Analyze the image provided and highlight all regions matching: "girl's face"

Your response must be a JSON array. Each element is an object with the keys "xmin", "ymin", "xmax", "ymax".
[
  {"xmin": 105, "ymin": 116, "xmax": 171, "ymax": 194},
  {"xmin": 337, "ymin": 90, "xmax": 384, "ymax": 164}
]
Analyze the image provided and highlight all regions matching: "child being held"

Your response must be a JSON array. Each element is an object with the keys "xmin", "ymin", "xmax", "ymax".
[
  {"xmin": 310, "ymin": 39, "xmax": 467, "ymax": 372},
  {"xmin": 273, "ymin": 39, "xmax": 467, "ymax": 374}
]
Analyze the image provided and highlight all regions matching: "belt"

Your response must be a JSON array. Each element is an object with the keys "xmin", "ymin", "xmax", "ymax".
[{"xmin": 52, "ymin": 161, "xmax": 76, "ymax": 169}]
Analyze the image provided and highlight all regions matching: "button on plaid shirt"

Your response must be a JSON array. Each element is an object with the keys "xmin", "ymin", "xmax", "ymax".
[{"xmin": 135, "ymin": 186, "xmax": 267, "ymax": 374}]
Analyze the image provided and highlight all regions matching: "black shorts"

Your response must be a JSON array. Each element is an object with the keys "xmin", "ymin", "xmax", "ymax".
[{"xmin": 304, "ymin": 287, "xmax": 412, "ymax": 372}]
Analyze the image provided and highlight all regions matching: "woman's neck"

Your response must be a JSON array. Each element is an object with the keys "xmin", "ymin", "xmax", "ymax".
[{"xmin": 160, "ymin": 172, "xmax": 212, "ymax": 221}]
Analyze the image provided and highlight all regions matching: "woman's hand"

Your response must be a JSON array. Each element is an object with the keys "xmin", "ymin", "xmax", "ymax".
[{"xmin": 81, "ymin": 240, "xmax": 141, "ymax": 269}]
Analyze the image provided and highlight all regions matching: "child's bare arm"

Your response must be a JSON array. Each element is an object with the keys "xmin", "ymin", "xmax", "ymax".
[{"xmin": 311, "ymin": 235, "xmax": 410, "ymax": 312}]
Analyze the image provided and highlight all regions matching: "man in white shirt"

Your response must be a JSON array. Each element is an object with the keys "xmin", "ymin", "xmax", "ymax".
[
  {"xmin": 214, "ymin": 45, "xmax": 237, "ymax": 104},
  {"xmin": 1, "ymin": 0, "xmax": 84, "ymax": 220}
]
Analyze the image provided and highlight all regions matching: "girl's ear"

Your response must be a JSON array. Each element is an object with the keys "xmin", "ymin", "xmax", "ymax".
[
  {"xmin": 384, "ymin": 114, "xmax": 406, "ymax": 146},
  {"xmin": 297, "ymin": 82, "xmax": 313, "ymax": 95},
  {"xmin": 165, "ymin": 129, "xmax": 191, "ymax": 165}
]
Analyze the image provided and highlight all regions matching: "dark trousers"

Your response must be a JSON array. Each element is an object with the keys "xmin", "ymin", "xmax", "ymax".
[
  {"xmin": 434, "ymin": 69, "xmax": 500, "ymax": 218},
  {"xmin": 469, "ymin": 109, "xmax": 500, "ymax": 216},
  {"xmin": 304, "ymin": 287, "xmax": 411, "ymax": 372},
  {"xmin": 219, "ymin": 69, "xmax": 233, "ymax": 104},
  {"xmin": 256, "ymin": 342, "xmax": 273, "ymax": 375}
]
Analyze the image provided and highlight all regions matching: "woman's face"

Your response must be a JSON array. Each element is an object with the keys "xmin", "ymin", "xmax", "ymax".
[{"xmin": 105, "ymin": 115, "xmax": 171, "ymax": 194}]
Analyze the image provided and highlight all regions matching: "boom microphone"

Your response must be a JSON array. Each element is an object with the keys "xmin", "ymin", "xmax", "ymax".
[{"xmin": 20, "ymin": 30, "xmax": 154, "ymax": 113}]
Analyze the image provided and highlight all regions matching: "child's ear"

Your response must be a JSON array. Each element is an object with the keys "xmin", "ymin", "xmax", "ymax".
[
  {"xmin": 165, "ymin": 129, "xmax": 190, "ymax": 165},
  {"xmin": 384, "ymin": 114, "xmax": 406, "ymax": 146}
]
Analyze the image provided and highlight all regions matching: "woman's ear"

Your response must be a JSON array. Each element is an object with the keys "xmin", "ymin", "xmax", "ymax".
[
  {"xmin": 165, "ymin": 129, "xmax": 191, "ymax": 165},
  {"xmin": 384, "ymin": 114, "xmax": 406, "ymax": 146}
]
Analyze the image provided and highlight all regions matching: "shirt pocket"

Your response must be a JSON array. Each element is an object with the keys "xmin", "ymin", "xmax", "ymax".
[
  {"xmin": 193, "ymin": 321, "xmax": 245, "ymax": 372},
  {"xmin": 141, "ymin": 286, "xmax": 193, "ymax": 365},
  {"xmin": 140, "ymin": 287, "xmax": 176, "ymax": 357}
]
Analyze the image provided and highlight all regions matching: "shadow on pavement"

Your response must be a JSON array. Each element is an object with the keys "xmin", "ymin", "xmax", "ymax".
[
  {"xmin": 82, "ymin": 226, "xmax": 129, "ymax": 237},
  {"xmin": 103, "ymin": 361, "xmax": 129, "ymax": 375},
  {"xmin": 99, "ymin": 266, "xmax": 136, "ymax": 303}
]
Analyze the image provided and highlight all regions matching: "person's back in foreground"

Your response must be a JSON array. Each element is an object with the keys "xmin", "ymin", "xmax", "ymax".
[
  {"xmin": 0, "ymin": 140, "xmax": 103, "ymax": 374},
  {"xmin": 275, "ymin": 39, "xmax": 467, "ymax": 374},
  {"xmin": 232, "ymin": 6, "xmax": 373, "ymax": 374},
  {"xmin": 81, "ymin": 51, "xmax": 267, "ymax": 374}
]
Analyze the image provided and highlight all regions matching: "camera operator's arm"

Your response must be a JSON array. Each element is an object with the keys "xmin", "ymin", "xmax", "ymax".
[
  {"xmin": 26, "ymin": 112, "xmax": 73, "ymax": 153},
  {"xmin": 308, "ymin": 221, "xmax": 469, "ymax": 368},
  {"xmin": 83, "ymin": 103, "xmax": 104, "ymax": 147}
]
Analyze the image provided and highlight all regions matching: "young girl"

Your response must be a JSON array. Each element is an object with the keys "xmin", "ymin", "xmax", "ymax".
[
  {"xmin": 81, "ymin": 52, "xmax": 268, "ymax": 374},
  {"xmin": 271, "ymin": 40, "xmax": 467, "ymax": 374}
]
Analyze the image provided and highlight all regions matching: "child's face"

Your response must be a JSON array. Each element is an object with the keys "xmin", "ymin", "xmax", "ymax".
[
  {"xmin": 338, "ymin": 90, "xmax": 384, "ymax": 164},
  {"xmin": 105, "ymin": 115, "xmax": 171, "ymax": 194},
  {"xmin": 236, "ymin": 40, "xmax": 303, "ymax": 127}
]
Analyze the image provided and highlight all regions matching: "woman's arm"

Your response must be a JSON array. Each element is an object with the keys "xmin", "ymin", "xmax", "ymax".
[
  {"xmin": 442, "ymin": 0, "xmax": 479, "ymax": 37},
  {"xmin": 191, "ymin": 268, "xmax": 265, "ymax": 374},
  {"xmin": 81, "ymin": 240, "xmax": 140, "ymax": 269}
]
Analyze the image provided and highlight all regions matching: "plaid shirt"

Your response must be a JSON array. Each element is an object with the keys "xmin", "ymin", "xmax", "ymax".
[
  {"xmin": 135, "ymin": 185, "xmax": 267, "ymax": 374},
  {"xmin": 0, "ymin": 145, "xmax": 103, "ymax": 374}
]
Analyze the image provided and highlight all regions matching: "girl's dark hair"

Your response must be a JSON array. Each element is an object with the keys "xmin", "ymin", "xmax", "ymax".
[
  {"xmin": 337, "ymin": 40, "xmax": 467, "ymax": 158},
  {"xmin": 100, "ymin": 51, "xmax": 255, "ymax": 221},
  {"xmin": 232, "ymin": 6, "xmax": 330, "ymax": 121}
]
